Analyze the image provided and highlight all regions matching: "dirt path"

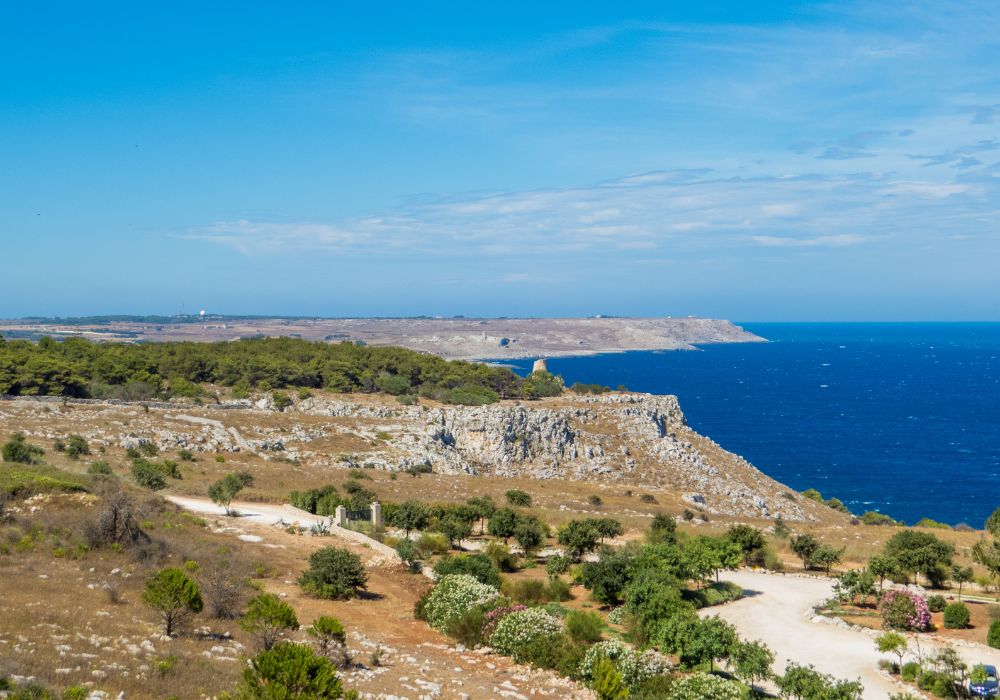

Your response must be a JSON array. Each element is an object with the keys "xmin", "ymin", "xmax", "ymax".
[
  {"xmin": 713, "ymin": 570, "xmax": 1000, "ymax": 699},
  {"xmin": 166, "ymin": 494, "xmax": 329, "ymax": 527}
]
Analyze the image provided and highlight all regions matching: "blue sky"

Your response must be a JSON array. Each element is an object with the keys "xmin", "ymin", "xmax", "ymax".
[{"xmin": 2, "ymin": 1, "xmax": 998, "ymax": 320}]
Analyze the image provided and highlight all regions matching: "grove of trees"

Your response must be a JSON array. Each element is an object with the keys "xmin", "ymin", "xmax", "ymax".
[{"xmin": 0, "ymin": 334, "xmax": 563, "ymax": 405}]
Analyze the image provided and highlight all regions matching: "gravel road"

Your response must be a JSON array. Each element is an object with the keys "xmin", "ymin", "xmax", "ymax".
[{"xmin": 712, "ymin": 570, "xmax": 1000, "ymax": 699}]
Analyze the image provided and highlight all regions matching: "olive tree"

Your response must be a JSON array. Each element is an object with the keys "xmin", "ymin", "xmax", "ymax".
[
  {"xmin": 732, "ymin": 639, "xmax": 775, "ymax": 690},
  {"xmin": 790, "ymin": 534, "xmax": 820, "ymax": 570},
  {"xmin": 393, "ymin": 500, "xmax": 429, "ymax": 537},
  {"xmin": 875, "ymin": 631, "xmax": 907, "ymax": 669},
  {"xmin": 208, "ymin": 471, "xmax": 254, "ymax": 515},
  {"xmin": 557, "ymin": 519, "xmax": 601, "ymax": 561},
  {"xmin": 488, "ymin": 507, "xmax": 518, "ymax": 543},
  {"xmin": 727, "ymin": 524, "xmax": 766, "ymax": 566}
]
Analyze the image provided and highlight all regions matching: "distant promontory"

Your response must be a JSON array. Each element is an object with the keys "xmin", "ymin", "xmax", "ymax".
[{"xmin": 0, "ymin": 316, "xmax": 765, "ymax": 360}]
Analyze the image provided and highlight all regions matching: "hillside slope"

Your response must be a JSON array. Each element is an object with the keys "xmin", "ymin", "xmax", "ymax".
[{"xmin": 2, "ymin": 391, "xmax": 831, "ymax": 523}]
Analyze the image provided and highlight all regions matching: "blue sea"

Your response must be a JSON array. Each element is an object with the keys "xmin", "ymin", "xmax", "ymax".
[{"xmin": 507, "ymin": 324, "xmax": 1000, "ymax": 526}]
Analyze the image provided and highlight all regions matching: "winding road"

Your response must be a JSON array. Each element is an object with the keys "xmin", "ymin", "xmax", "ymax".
[{"xmin": 711, "ymin": 570, "xmax": 1000, "ymax": 699}]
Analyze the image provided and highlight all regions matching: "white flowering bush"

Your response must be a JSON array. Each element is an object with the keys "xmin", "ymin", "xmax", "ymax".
[
  {"xmin": 423, "ymin": 574, "xmax": 500, "ymax": 631},
  {"xmin": 665, "ymin": 672, "xmax": 742, "ymax": 700},
  {"xmin": 607, "ymin": 606, "xmax": 626, "ymax": 625},
  {"xmin": 488, "ymin": 607, "xmax": 562, "ymax": 656},
  {"xmin": 579, "ymin": 639, "xmax": 671, "ymax": 689},
  {"xmin": 637, "ymin": 648, "xmax": 673, "ymax": 678},
  {"xmin": 579, "ymin": 639, "xmax": 643, "ymax": 688}
]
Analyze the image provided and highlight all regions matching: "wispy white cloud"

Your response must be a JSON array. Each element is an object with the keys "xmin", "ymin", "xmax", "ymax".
[
  {"xmin": 181, "ymin": 162, "xmax": 998, "ymax": 261},
  {"xmin": 749, "ymin": 234, "xmax": 871, "ymax": 248}
]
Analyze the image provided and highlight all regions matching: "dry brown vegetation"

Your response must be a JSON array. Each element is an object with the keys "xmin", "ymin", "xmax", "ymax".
[
  {"xmin": 0, "ymin": 482, "xmax": 593, "ymax": 698},
  {"xmin": 2, "ymin": 391, "xmax": 997, "ymax": 698}
]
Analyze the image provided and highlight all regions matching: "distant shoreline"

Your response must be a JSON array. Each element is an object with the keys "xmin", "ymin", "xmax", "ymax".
[{"xmin": 0, "ymin": 316, "xmax": 766, "ymax": 361}]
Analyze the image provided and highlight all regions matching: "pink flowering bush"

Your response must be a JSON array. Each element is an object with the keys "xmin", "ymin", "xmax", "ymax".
[
  {"xmin": 482, "ymin": 604, "xmax": 526, "ymax": 639},
  {"xmin": 880, "ymin": 590, "xmax": 931, "ymax": 631}
]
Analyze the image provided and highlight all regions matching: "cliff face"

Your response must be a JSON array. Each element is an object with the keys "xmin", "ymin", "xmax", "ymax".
[
  {"xmin": 2, "ymin": 390, "xmax": 816, "ymax": 522},
  {"xmin": 292, "ymin": 393, "xmax": 810, "ymax": 521}
]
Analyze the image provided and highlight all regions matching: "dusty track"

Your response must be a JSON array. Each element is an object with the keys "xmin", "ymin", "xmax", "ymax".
[{"xmin": 712, "ymin": 570, "xmax": 1000, "ymax": 699}]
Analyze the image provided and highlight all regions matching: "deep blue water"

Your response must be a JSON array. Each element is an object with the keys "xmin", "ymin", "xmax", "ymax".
[{"xmin": 506, "ymin": 324, "xmax": 1000, "ymax": 526}]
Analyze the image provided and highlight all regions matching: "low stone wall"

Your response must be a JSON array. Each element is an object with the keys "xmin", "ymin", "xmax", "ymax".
[
  {"xmin": 279, "ymin": 504, "xmax": 404, "ymax": 565},
  {"xmin": 0, "ymin": 394, "xmax": 252, "ymax": 411}
]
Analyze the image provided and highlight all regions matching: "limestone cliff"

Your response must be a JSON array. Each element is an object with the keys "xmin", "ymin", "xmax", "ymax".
[
  {"xmin": 289, "ymin": 393, "xmax": 810, "ymax": 521},
  {"xmin": 3, "ymin": 391, "xmax": 816, "ymax": 522}
]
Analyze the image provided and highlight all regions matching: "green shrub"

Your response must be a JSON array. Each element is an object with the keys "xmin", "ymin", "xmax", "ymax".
[
  {"xmin": 930, "ymin": 676, "xmax": 956, "ymax": 697},
  {"xmin": 63, "ymin": 685, "xmax": 89, "ymax": 700},
  {"xmin": 237, "ymin": 642, "xmax": 342, "ymax": 699},
  {"xmin": 578, "ymin": 639, "xmax": 671, "ymax": 691},
  {"xmin": 548, "ymin": 578, "xmax": 572, "ymax": 602},
  {"xmin": 927, "ymin": 594, "xmax": 947, "ymax": 612},
  {"xmin": 142, "ymin": 567, "xmax": 204, "ymax": 637},
  {"xmin": 989, "ymin": 620, "xmax": 1000, "ymax": 648},
  {"xmin": 417, "ymin": 532, "xmax": 449, "ymax": 556},
  {"xmin": 65, "ymin": 435, "xmax": 90, "ymax": 459},
  {"xmin": 131, "ymin": 458, "xmax": 167, "ymax": 490},
  {"xmin": 943, "ymin": 602, "xmax": 970, "ymax": 629},
  {"xmin": 160, "ymin": 459, "xmax": 181, "ymax": 479},
  {"xmin": 299, "ymin": 547, "xmax": 367, "ymax": 600},
  {"xmin": 545, "ymin": 555, "xmax": 571, "ymax": 579},
  {"xmin": 687, "ymin": 581, "xmax": 743, "ymax": 608},
  {"xmin": 87, "ymin": 461, "xmax": 112, "ymax": 475},
  {"xmin": 901, "ymin": 661, "xmax": 921, "ymax": 682},
  {"xmin": 513, "ymin": 632, "xmax": 587, "ymax": 677},
  {"xmin": 915, "ymin": 518, "xmax": 951, "ymax": 530},
  {"xmin": 569, "ymin": 382, "xmax": 611, "ymax": 395},
  {"xmin": 178, "ymin": 448, "xmax": 195, "ymax": 461},
  {"xmin": 648, "ymin": 513, "xmax": 677, "ymax": 544},
  {"xmin": 137, "ymin": 442, "xmax": 159, "ymax": 457},
  {"xmin": 483, "ymin": 541, "xmax": 519, "ymax": 572},
  {"xmin": 802, "ymin": 488, "xmax": 824, "ymax": 502},
  {"xmin": 506, "ymin": 489, "xmax": 532, "ymax": 507},
  {"xmin": 504, "ymin": 578, "xmax": 549, "ymax": 604},
  {"xmin": 240, "ymin": 593, "xmax": 300, "ymax": 650},
  {"xmin": 445, "ymin": 606, "xmax": 489, "ymax": 648},
  {"xmin": 630, "ymin": 675, "xmax": 676, "ymax": 700},
  {"xmin": 565, "ymin": 609, "xmax": 604, "ymax": 643},
  {"xmin": 306, "ymin": 616, "xmax": 347, "ymax": 659},
  {"xmin": 434, "ymin": 554, "xmax": 501, "ymax": 588},
  {"xmin": 2, "ymin": 433, "xmax": 44, "ymax": 464},
  {"xmin": 395, "ymin": 539, "xmax": 422, "ymax": 573},
  {"xmin": 861, "ymin": 510, "xmax": 898, "ymax": 526},
  {"xmin": 271, "ymin": 391, "xmax": 293, "ymax": 411},
  {"xmin": 590, "ymin": 655, "xmax": 629, "ymax": 700}
]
